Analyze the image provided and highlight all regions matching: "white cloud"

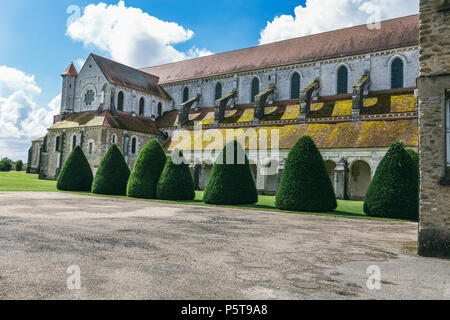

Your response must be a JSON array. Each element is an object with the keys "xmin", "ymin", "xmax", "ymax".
[
  {"xmin": 66, "ymin": 1, "xmax": 212, "ymax": 68},
  {"xmin": 0, "ymin": 66, "xmax": 60, "ymax": 161},
  {"xmin": 259, "ymin": 0, "xmax": 419, "ymax": 45}
]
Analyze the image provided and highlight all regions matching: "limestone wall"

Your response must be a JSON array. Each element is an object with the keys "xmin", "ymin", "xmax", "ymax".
[{"xmin": 418, "ymin": 0, "xmax": 450, "ymax": 257}]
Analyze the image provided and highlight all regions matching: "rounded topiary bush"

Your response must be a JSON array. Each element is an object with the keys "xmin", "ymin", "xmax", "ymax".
[
  {"xmin": 0, "ymin": 158, "xmax": 13, "ymax": 171},
  {"xmin": 156, "ymin": 151, "xmax": 195, "ymax": 201},
  {"xmin": 276, "ymin": 136, "xmax": 337, "ymax": 212},
  {"xmin": 92, "ymin": 144, "xmax": 130, "ymax": 196},
  {"xmin": 364, "ymin": 141, "xmax": 419, "ymax": 220},
  {"xmin": 57, "ymin": 146, "xmax": 93, "ymax": 191},
  {"xmin": 203, "ymin": 140, "xmax": 258, "ymax": 205},
  {"xmin": 127, "ymin": 139, "xmax": 167, "ymax": 199}
]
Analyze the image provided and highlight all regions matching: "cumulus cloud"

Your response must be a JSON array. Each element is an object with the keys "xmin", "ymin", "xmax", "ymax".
[
  {"xmin": 259, "ymin": 0, "xmax": 419, "ymax": 44},
  {"xmin": 0, "ymin": 66, "xmax": 60, "ymax": 161},
  {"xmin": 66, "ymin": 1, "xmax": 212, "ymax": 68}
]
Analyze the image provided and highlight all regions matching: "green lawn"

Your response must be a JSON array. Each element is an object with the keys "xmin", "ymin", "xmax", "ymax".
[{"xmin": 0, "ymin": 171, "xmax": 412, "ymax": 222}]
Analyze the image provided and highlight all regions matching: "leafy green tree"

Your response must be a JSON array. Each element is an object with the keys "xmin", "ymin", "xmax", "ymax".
[
  {"xmin": 15, "ymin": 160, "xmax": 24, "ymax": 172},
  {"xmin": 157, "ymin": 151, "xmax": 195, "ymax": 201},
  {"xmin": 364, "ymin": 142, "xmax": 419, "ymax": 220},
  {"xmin": 92, "ymin": 144, "xmax": 130, "ymax": 195},
  {"xmin": 0, "ymin": 158, "xmax": 13, "ymax": 171},
  {"xmin": 276, "ymin": 136, "xmax": 337, "ymax": 212},
  {"xmin": 203, "ymin": 140, "xmax": 258, "ymax": 205},
  {"xmin": 127, "ymin": 139, "xmax": 167, "ymax": 199},
  {"xmin": 57, "ymin": 147, "xmax": 93, "ymax": 191}
]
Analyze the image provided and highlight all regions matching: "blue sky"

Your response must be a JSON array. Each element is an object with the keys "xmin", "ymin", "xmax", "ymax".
[{"xmin": 0, "ymin": 0, "xmax": 418, "ymax": 160}]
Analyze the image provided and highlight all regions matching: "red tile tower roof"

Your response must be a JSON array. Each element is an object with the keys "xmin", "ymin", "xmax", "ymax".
[{"xmin": 61, "ymin": 63, "xmax": 79, "ymax": 77}]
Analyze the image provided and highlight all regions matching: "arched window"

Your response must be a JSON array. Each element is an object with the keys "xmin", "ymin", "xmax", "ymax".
[
  {"xmin": 55, "ymin": 136, "xmax": 60, "ymax": 152},
  {"xmin": 72, "ymin": 135, "xmax": 77, "ymax": 150},
  {"xmin": 131, "ymin": 137, "xmax": 137, "ymax": 154},
  {"xmin": 111, "ymin": 134, "xmax": 117, "ymax": 144},
  {"xmin": 391, "ymin": 58, "xmax": 404, "ymax": 89},
  {"xmin": 183, "ymin": 87, "xmax": 189, "ymax": 103},
  {"xmin": 117, "ymin": 91, "xmax": 124, "ymax": 112},
  {"xmin": 139, "ymin": 97, "xmax": 145, "ymax": 116},
  {"xmin": 290, "ymin": 72, "xmax": 301, "ymax": 99},
  {"xmin": 157, "ymin": 102, "xmax": 162, "ymax": 118},
  {"xmin": 215, "ymin": 82, "xmax": 222, "ymax": 101},
  {"xmin": 251, "ymin": 77, "xmax": 259, "ymax": 103},
  {"xmin": 88, "ymin": 142, "xmax": 93, "ymax": 155},
  {"xmin": 337, "ymin": 66, "xmax": 348, "ymax": 95}
]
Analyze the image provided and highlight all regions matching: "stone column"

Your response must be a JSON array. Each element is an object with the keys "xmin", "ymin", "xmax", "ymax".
[{"xmin": 334, "ymin": 158, "xmax": 349, "ymax": 200}]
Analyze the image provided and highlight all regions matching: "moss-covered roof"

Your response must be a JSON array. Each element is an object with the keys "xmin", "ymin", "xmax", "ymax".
[
  {"xmin": 49, "ymin": 111, "xmax": 161, "ymax": 135},
  {"xmin": 157, "ymin": 90, "xmax": 417, "ymax": 128},
  {"xmin": 167, "ymin": 119, "xmax": 418, "ymax": 151}
]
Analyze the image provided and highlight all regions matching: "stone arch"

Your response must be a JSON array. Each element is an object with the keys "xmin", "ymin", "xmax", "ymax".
[
  {"xmin": 182, "ymin": 87, "xmax": 189, "ymax": 103},
  {"xmin": 214, "ymin": 81, "xmax": 223, "ymax": 101},
  {"xmin": 139, "ymin": 97, "xmax": 145, "ymax": 116},
  {"xmin": 349, "ymin": 160, "xmax": 372, "ymax": 200},
  {"xmin": 55, "ymin": 135, "xmax": 61, "ymax": 152},
  {"xmin": 157, "ymin": 102, "xmax": 163, "ymax": 118},
  {"xmin": 70, "ymin": 134, "xmax": 77, "ymax": 151},
  {"xmin": 130, "ymin": 136, "xmax": 138, "ymax": 154}
]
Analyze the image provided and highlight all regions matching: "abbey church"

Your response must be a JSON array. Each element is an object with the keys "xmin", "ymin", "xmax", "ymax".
[{"xmin": 29, "ymin": 15, "xmax": 420, "ymax": 200}]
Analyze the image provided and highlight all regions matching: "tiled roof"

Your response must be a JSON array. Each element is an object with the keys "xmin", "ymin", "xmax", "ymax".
[
  {"xmin": 167, "ymin": 119, "xmax": 418, "ymax": 151},
  {"xmin": 49, "ymin": 110, "xmax": 162, "ymax": 136},
  {"xmin": 61, "ymin": 63, "xmax": 78, "ymax": 76},
  {"xmin": 156, "ymin": 90, "xmax": 417, "ymax": 127},
  {"xmin": 142, "ymin": 15, "xmax": 419, "ymax": 84},
  {"xmin": 91, "ymin": 54, "xmax": 170, "ymax": 100}
]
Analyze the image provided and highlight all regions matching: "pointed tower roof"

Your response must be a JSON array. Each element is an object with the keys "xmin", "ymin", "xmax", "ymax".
[{"xmin": 61, "ymin": 63, "xmax": 78, "ymax": 77}]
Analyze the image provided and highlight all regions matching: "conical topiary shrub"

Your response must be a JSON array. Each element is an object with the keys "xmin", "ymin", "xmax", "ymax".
[
  {"xmin": 406, "ymin": 149, "xmax": 419, "ymax": 167},
  {"xmin": 57, "ymin": 146, "xmax": 93, "ymax": 191},
  {"xmin": 364, "ymin": 141, "xmax": 419, "ymax": 220},
  {"xmin": 127, "ymin": 139, "xmax": 167, "ymax": 199},
  {"xmin": 156, "ymin": 151, "xmax": 195, "ymax": 201},
  {"xmin": 203, "ymin": 140, "xmax": 258, "ymax": 205},
  {"xmin": 276, "ymin": 136, "xmax": 337, "ymax": 212},
  {"xmin": 92, "ymin": 144, "xmax": 130, "ymax": 195}
]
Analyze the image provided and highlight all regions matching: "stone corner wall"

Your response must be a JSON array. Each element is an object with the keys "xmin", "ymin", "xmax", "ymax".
[{"xmin": 418, "ymin": 0, "xmax": 450, "ymax": 258}]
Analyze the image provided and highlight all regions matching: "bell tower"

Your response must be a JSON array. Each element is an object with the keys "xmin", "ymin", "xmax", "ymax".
[{"xmin": 60, "ymin": 62, "xmax": 78, "ymax": 114}]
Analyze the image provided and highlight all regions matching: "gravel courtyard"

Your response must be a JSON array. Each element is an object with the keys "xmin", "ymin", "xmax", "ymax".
[{"xmin": 0, "ymin": 192, "xmax": 448, "ymax": 300}]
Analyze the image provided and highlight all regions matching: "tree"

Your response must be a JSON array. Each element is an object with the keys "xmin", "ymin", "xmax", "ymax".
[
  {"xmin": 157, "ymin": 151, "xmax": 195, "ymax": 201},
  {"xmin": 203, "ymin": 140, "xmax": 258, "ymax": 205},
  {"xmin": 57, "ymin": 147, "xmax": 93, "ymax": 191},
  {"xmin": 276, "ymin": 136, "xmax": 337, "ymax": 212},
  {"xmin": 92, "ymin": 144, "xmax": 130, "ymax": 195},
  {"xmin": 364, "ymin": 141, "xmax": 419, "ymax": 220},
  {"xmin": 0, "ymin": 158, "xmax": 13, "ymax": 172},
  {"xmin": 127, "ymin": 139, "xmax": 167, "ymax": 199},
  {"xmin": 15, "ymin": 160, "xmax": 24, "ymax": 172}
]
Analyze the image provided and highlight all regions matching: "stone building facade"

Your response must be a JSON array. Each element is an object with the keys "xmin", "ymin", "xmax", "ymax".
[
  {"xmin": 417, "ymin": 0, "xmax": 450, "ymax": 257},
  {"xmin": 29, "ymin": 15, "xmax": 420, "ymax": 200}
]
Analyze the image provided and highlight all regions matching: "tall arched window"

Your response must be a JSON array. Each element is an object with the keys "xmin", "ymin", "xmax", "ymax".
[
  {"xmin": 157, "ymin": 102, "xmax": 162, "ymax": 118},
  {"xmin": 337, "ymin": 66, "xmax": 348, "ymax": 95},
  {"xmin": 118, "ymin": 91, "xmax": 124, "ymax": 111},
  {"xmin": 215, "ymin": 82, "xmax": 222, "ymax": 101},
  {"xmin": 183, "ymin": 87, "xmax": 189, "ymax": 103},
  {"xmin": 139, "ymin": 97, "xmax": 145, "ymax": 116},
  {"xmin": 131, "ymin": 137, "xmax": 137, "ymax": 154},
  {"xmin": 55, "ymin": 136, "xmax": 60, "ymax": 152},
  {"xmin": 290, "ymin": 72, "xmax": 301, "ymax": 99},
  {"xmin": 72, "ymin": 135, "xmax": 77, "ymax": 150},
  {"xmin": 391, "ymin": 58, "xmax": 404, "ymax": 89},
  {"xmin": 251, "ymin": 77, "xmax": 260, "ymax": 103}
]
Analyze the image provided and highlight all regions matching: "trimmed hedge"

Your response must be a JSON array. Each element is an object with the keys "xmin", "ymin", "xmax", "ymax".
[
  {"xmin": 92, "ymin": 144, "xmax": 130, "ymax": 195},
  {"xmin": 364, "ymin": 142, "xmax": 419, "ymax": 220},
  {"xmin": 156, "ymin": 151, "xmax": 195, "ymax": 201},
  {"xmin": 203, "ymin": 140, "xmax": 258, "ymax": 205},
  {"xmin": 57, "ymin": 146, "xmax": 93, "ymax": 191},
  {"xmin": 406, "ymin": 149, "xmax": 419, "ymax": 167},
  {"xmin": 127, "ymin": 139, "xmax": 167, "ymax": 199},
  {"xmin": 276, "ymin": 136, "xmax": 337, "ymax": 212}
]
